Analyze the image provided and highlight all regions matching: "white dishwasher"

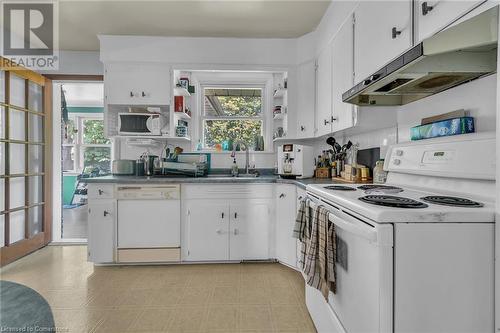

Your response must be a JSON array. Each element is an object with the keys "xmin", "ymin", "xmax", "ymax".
[{"xmin": 116, "ymin": 184, "xmax": 181, "ymax": 263}]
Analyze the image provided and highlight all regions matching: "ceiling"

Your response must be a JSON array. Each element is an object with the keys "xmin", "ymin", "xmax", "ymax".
[{"xmin": 58, "ymin": 1, "xmax": 331, "ymax": 51}]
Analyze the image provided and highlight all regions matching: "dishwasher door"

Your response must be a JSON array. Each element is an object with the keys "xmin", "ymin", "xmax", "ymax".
[{"xmin": 118, "ymin": 199, "xmax": 180, "ymax": 248}]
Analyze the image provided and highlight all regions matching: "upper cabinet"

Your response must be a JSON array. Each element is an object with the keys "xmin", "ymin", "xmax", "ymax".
[
  {"xmin": 354, "ymin": 0, "xmax": 413, "ymax": 83},
  {"xmin": 105, "ymin": 62, "xmax": 171, "ymax": 105},
  {"xmin": 315, "ymin": 42, "xmax": 333, "ymax": 137},
  {"xmin": 416, "ymin": 0, "xmax": 485, "ymax": 41},
  {"xmin": 332, "ymin": 15, "xmax": 355, "ymax": 133},
  {"xmin": 296, "ymin": 60, "xmax": 316, "ymax": 139}
]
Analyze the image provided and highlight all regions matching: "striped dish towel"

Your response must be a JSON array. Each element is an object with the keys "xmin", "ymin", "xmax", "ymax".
[
  {"xmin": 302, "ymin": 204, "xmax": 337, "ymax": 299},
  {"xmin": 293, "ymin": 198, "xmax": 311, "ymax": 269}
]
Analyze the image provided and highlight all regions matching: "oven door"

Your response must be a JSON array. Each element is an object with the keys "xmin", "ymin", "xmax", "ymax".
[{"xmin": 307, "ymin": 193, "xmax": 394, "ymax": 333}]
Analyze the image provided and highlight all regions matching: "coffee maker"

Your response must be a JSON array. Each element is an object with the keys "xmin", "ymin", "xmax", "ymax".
[{"xmin": 277, "ymin": 144, "xmax": 314, "ymax": 179}]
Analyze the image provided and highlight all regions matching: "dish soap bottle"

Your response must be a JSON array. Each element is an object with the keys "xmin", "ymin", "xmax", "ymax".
[{"xmin": 231, "ymin": 158, "xmax": 239, "ymax": 177}]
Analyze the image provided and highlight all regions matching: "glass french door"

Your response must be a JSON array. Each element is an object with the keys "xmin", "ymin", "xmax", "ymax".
[{"xmin": 1, "ymin": 59, "xmax": 52, "ymax": 266}]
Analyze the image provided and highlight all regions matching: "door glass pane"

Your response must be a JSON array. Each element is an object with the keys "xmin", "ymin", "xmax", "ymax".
[
  {"xmin": 10, "ymin": 210, "xmax": 25, "ymax": 244},
  {"xmin": 63, "ymin": 119, "xmax": 76, "ymax": 144},
  {"xmin": 10, "ymin": 177, "xmax": 25, "ymax": 209},
  {"xmin": 0, "ymin": 179, "xmax": 4, "ymax": 211},
  {"xmin": 9, "ymin": 74, "xmax": 26, "ymax": 108},
  {"xmin": 29, "ymin": 205, "xmax": 43, "ymax": 237},
  {"xmin": 29, "ymin": 114, "xmax": 43, "ymax": 142},
  {"xmin": 28, "ymin": 144, "xmax": 44, "ymax": 173},
  {"xmin": 83, "ymin": 147, "xmax": 111, "ymax": 174},
  {"xmin": 0, "ymin": 71, "xmax": 5, "ymax": 103},
  {"xmin": 28, "ymin": 82, "xmax": 43, "ymax": 112},
  {"xmin": 0, "ymin": 143, "xmax": 4, "ymax": 174},
  {"xmin": 28, "ymin": 176, "xmax": 43, "ymax": 204},
  {"xmin": 0, "ymin": 214, "xmax": 4, "ymax": 247},
  {"xmin": 0, "ymin": 106, "xmax": 5, "ymax": 139},
  {"xmin": 9, "ymin": 143, "xmax": 25, "ymax": 174},
  {"xmin": 83, "ymin": 119, "xmax": 110, "ymax": 144},
  {"xmin": 62, "ymin": 146, "xmax": 75, "ymax": 172},
  {"xmin": 9, "ymin": 109, "xmax": 25, "ymax": 140}
]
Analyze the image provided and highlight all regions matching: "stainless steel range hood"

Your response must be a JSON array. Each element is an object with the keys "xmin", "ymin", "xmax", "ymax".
[{"xmin": 343, "ymin": 6, "xmax": 498, "ymax": 106}]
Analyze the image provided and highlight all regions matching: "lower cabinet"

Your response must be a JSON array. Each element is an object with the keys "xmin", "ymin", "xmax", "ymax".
[
  {"xmin": 88, "ymin": 199, "xmax": 116, "ymax": 263},
  {"xmin": 183, "ymin": 197, "xmax": 271, "ymax": 261},
  {"xmin": 275, "ymin": 184, "xmax": 298, "ymax": 268}
]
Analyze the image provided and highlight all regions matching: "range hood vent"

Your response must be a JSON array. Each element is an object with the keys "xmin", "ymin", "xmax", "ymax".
[{"xmin": 343, "ymin": 6, "xmax": 498, "ymax": 106}]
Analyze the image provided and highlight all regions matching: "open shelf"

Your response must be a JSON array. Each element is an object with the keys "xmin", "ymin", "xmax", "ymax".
[
  {"xmin": 174, "ymin": 112, "xmax": 192, "ymax": 120},
  {"xmin": 273, "ymin": 88, "xmax": 287, "ymax": 98}
]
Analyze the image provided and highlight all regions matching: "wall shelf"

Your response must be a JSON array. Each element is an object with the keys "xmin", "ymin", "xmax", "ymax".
[
  {"xmin": 273, "ymin": 89, "xmax": 287, "ymax": 98},
  {"xmin": 175, "ymin": 112, "xmax": 192, "ymax": 120}
]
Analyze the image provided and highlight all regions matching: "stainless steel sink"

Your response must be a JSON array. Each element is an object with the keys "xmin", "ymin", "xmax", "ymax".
[{"xmin": 206, "ymin": 174, "xmax": 259, "ymax": 178}]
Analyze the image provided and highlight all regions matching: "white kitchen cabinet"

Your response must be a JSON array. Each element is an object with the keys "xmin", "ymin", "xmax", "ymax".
[
  {"xmin": 296, "ymin": 60, "xmax": 316, "ymax": 139},
  {"xmin": 315, "ymin": 42, "xmax": 333, "ymax": 137},
  {"xmin": 88, "ymin": 200, "xmax": 116, "ymax": 263},
  {"xmin": 296, "ymin": 187, "xmax": 306, "ymax": 267},
  {"xmin": 275, "ymin": 184, "xmax": 298, "ymax": 268},
  {"xmin": 105, "ymin": 62, "xmax": 171, "ymax": 105},
  {"xmin": 184, "ymin": 200, "xmax": 229, "ymax": 261},
  {"xmin": 416, "ymin": 0, "xmax": 485, "ymax": 41},
  {"xmin": 331, "ymin": 14, "xmax": 355, "ymax": 133},
  {"xmin": 354, "ymin": 1, "xmax": 413, "ymax": 83},
  {"xmin": 229, "ymin": 200, "xmax": 271, "ymax": 260}
]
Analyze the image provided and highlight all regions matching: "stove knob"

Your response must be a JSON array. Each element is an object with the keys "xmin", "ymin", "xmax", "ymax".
[
  {"xmin": 393, "ymin": 159, "xmax": 401, "ymax": 165},
  {"xmin": 395, "ymin": 149, "xmax": 403, "ymax": 156}
]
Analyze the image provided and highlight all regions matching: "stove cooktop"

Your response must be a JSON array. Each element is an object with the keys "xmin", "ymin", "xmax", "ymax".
[
  {"xmin": 359, "ymin": 195, "xmax": 429, "ymax": 209},
  {"xmin": 324, "ymin": 185, "xmax": 357, "ymax": 191},
  {"xmin": 421, "ymin": 196, "xmax": 484, "ymax": 207}
]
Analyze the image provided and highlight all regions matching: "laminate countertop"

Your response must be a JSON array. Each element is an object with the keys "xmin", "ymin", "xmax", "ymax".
[{"xmin": 82, "ymin": 175, "xmax": 344, "ymax": 190}]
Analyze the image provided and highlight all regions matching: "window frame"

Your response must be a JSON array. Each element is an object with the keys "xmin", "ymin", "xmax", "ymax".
[
  {"xmin": 200, "ymin": 84, "xmax": 266, "ymax": 151},
  {"xmin": 62, "ymin": 113, "xmax": 111, "ymax": 174}
]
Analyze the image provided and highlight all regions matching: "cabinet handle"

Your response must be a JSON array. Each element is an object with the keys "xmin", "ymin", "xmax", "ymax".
[
  {"xmin": 331, "ymin": 116, "xmax": 337, "ymax": 122},
  {"xmin": 324, "ymin": 119, "xmax": 330, "ymax": 125},
  {"xmin": 130, "ymin": 91, "xmax": 134, "ymax": 97},
  {"xmin": 98, "ymin": 189, "xmax": 104, "ymax": 195},
  {"xmin": 392, "ymin": 27, "xmax": 402, "ymax": 39},
  {"xmin": 421, "ymin": 1, "xmax": 433, "ymax": 15},
  {"xmin": 141, "ymin": 91, "xmax": 146, "ymax": 97},
  {"xmin": 103, "ymin": 210, "xmax": 110, "ymax": 217},
  {"xmin": 300, "ymin": 126, "xmax": 305, "ymax": 131},
  {"xmin": 221, "ymin": 212, "xmax": 225, "ymax": 219},
  {"xmin": 298, "ymin": 196, "xmax": 304, "ymax": 200},
  {"xmin": 234, "ymin": 212, "xmax": 238, "ymax": 219},
  {"xmin": 279, "ymin": 193, "xmax": 286, "ymax": 198}
]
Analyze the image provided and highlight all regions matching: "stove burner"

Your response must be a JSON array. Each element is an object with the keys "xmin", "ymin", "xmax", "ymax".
[
  {"xmin": 324, "ymin": 185, "xmax": 356, "ymax": 191},
  {"xmin": 357, "ymin": 185, "xmax": 403, "ymax": 191},
  {"xmin": 420, "ymin": 196, "xmax": 484, "ymax": 207},
  {"xmin": 359, "ymin": 195, "xmax": 428, "ymax": 208}
]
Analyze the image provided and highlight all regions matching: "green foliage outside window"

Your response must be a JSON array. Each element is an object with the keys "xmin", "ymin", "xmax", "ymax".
[{"xmin": 83, "ymin": 120, "xmax": 110, "ymax": 144}]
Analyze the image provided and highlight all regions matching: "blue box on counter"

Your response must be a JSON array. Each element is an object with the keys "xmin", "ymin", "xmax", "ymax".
[{"xmin": 410, "ymin": 117, "xmax": 475, "ymax": 141}]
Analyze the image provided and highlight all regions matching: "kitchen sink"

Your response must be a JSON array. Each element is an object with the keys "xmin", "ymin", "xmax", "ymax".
[{"xmin": 206, "ymin": 173, "xmax": 259, "ymax": 178}]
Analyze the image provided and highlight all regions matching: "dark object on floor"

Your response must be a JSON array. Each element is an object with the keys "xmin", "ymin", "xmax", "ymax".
[{"xmin": 0, "ymin": 281, "xmax": 55, "ymax": 331}]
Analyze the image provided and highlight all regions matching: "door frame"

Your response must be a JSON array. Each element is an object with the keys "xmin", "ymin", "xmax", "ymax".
[
  {"xmin": 51, "ymin": 78, "xmax": 105, "ymax": 243},
  {"xmin": 1, "ymin": 58, "xmax": 53, "ymax": 266}
]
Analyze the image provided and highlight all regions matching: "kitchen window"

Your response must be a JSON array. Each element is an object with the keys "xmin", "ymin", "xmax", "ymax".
[
  {"xmin": 62, "ymin": 115, "xmax": 111, "ymax": 174},
  {"xmin": 202, "ymin": 87, "xmax": 264, "ymax": 150}
]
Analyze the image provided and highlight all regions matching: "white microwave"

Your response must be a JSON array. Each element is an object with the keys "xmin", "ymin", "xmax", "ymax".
[{"xmin": 117, "ymin": 113, "xmax": 167, "ymax": 136}]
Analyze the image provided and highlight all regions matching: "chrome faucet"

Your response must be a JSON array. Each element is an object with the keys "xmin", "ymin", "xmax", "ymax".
[{"xmin": 233, "ymin": 141, "xmax": 250, "ymax": 175}]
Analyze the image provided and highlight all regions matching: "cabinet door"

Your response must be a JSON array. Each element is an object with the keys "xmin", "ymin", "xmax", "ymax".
[
  {"xmin": 229, "ymin": 200, "xmax": 271, "ymax": 260},
  {"xmin": 315, "ymin": 43, "xmax": 333, "ymax": 137},
  {"xmin": 354, "ymin": 1, "xmax": 412, "ymax": 83},
  {"xmin": 105, "ymin": 62, "xmax": 171, "ymax": 105},
  {"xmin": 296, "ymin": 188, "xmax": 307, "ymax": 266},
  {"xmin": 184, "ymin": 201, "xmax": 229, "ymax": 261},
  {"xmin": 296, "ymin": 60, "xmax": 316, "ymax": 138},
  {"xmin": 88, "ymin": 200, "xmax": 116, "ymax": 263},
  {"xmin": 416, "ymin": 0, "xmax": 485, "ymax": 41},
  {"xmin": 332, "ymin": 14, "xmax": 355, "ymax": 133},
  {"xmin": 275, "ymin": 184, "xmax": 298, "ymax": 268}
]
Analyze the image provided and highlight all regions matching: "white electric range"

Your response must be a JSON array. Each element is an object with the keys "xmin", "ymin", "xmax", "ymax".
[{"xmin": 305, "ymin": 133, "xmax": 495, "ymax": 333}]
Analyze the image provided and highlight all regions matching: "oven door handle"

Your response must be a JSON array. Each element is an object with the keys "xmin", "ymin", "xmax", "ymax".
[{"xmin": 309, "ymin": 200, "xmax": 378, "ymax": 243}]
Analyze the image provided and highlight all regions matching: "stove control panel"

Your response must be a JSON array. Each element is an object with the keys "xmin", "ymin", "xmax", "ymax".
[{"xmin": 422, "ymin": 150, "xmax": 456, "ymax": 163}]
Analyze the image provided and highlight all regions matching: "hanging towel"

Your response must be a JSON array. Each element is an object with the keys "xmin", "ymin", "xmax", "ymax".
[
  {"xmin": 293, "ymin": 198, "xmax": 311, "ymax": 269},
  {"xmin": 303, "ymin": 205, "xmax": 337, "ymax": 299}
]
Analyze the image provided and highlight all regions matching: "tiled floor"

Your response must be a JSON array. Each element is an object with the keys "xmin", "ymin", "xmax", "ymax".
[
  {"xmin": 62, "ymin": 205, "xmax": 88, "ymax": 239},
  {"xmin": 1, "ymin": 246, "xmax": 316, "ymax": 333}
]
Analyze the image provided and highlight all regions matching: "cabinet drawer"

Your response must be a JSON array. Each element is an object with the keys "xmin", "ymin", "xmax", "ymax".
[
  {"xmin": 182, "ymin": 184, "xmax": 273, "ymax": 199},
  {"xmin": 88, "ymin": 184, "xmax": 115, "ymax": 199},
  {"xmin": 117, "ymin": 248, "xmax": 180, "ymax": 263}
]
